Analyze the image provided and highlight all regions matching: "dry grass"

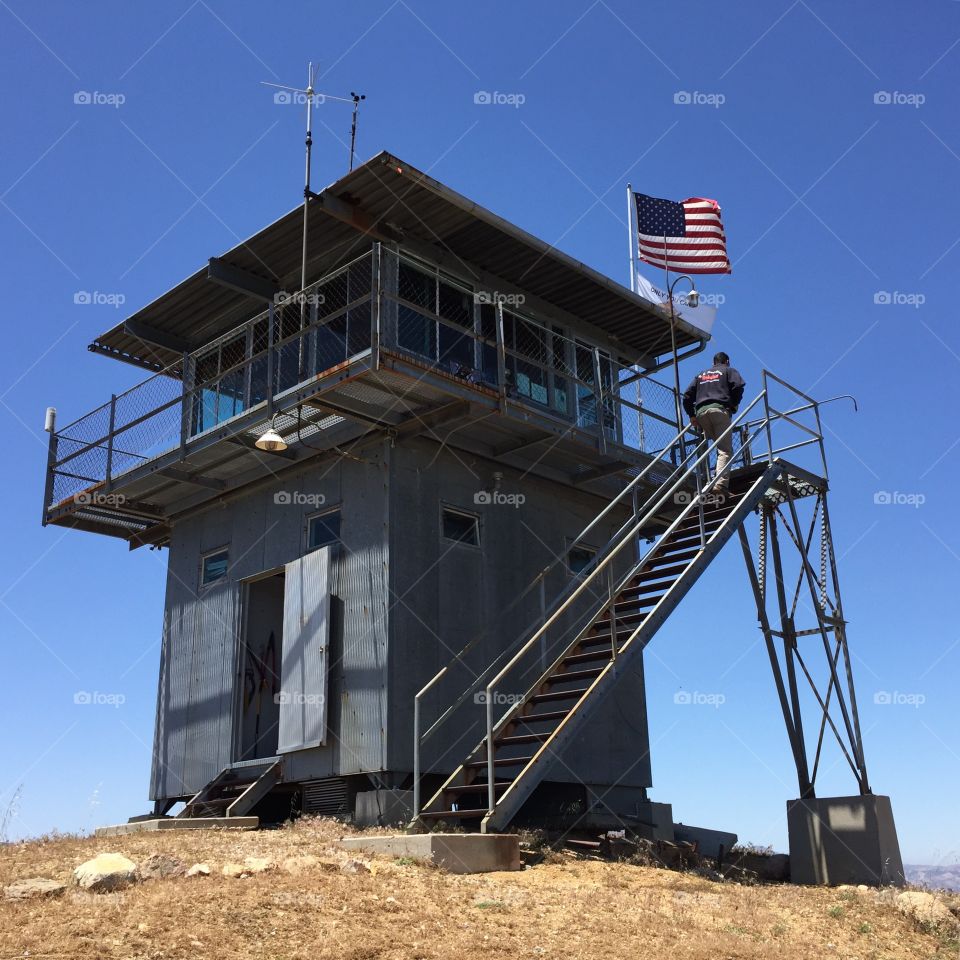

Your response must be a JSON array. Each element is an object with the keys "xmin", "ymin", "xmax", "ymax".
[{"xmin": 0, "ymin": 817, "xmax": 956, "ymax": 959}]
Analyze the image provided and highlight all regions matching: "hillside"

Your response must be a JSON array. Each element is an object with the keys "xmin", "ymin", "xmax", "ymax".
[{"xmin": 1, "ymin": 818, "xmax": 957, "ymax": 959}]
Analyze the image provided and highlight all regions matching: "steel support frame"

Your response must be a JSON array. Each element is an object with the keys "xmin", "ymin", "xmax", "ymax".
[{"xmin": 739, "ymin": 486, "xmax": 870, "ymax": 799}]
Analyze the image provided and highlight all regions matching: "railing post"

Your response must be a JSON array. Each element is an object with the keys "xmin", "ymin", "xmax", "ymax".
[
  {"xmin": 539, "ymin": 576, "xmax": 547, "ymax": 670},
  {"xmin": 371, "ymin": 243, "xmax": 382, "ymax": 371},
  {"xmin": 179, "ymin": 352, "xmax": 194, "ymax": 454},
  {"xmin": 41, "ymin": 411, "xmax": 59, "ymax": 524},
  {"xmin": 486, "ymin": 691, "xmax": 495, "ymax": 816},
  {"xmin": 762, "ymin": 373, "xmax": 773, "ymax": 464},
  {"xmin": 267, "ymin": 302, "xmax": 276, "ymax": 414},
  {"xmin": 104, "ymin": 393, "xmax": 117, "ymax": 491},
  {"xmin": 495, "ymin": 301, "xmax": 507, "ymax": 413},
  {"xmin": 607, "ymin": 564, "xmax": 618, "ymax": 660},
  {"xmin": 413, "ymin": 697, "xmax": 421, "ymax": 819},
  {"xmin": 592, "ymin": 347, "xmax": 607, "ymax": 454}
]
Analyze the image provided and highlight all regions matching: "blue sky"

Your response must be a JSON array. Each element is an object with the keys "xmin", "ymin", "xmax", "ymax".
[{"xmin": 1, "ymin": 0, "xmax": 957, "ymax": 865}]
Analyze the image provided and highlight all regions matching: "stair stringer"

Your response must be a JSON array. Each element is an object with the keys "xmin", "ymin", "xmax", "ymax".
[{"xmin": 478, "ymin": 460, "xmax": 786, "ymax": 833}]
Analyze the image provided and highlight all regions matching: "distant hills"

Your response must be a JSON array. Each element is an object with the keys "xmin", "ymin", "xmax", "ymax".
[{"xmin": 906, "ymin": 864, "xmax": 960, "ymax": 892}]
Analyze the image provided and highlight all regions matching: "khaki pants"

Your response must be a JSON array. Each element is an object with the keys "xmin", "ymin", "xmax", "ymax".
[{"xmin": 697, "ymin": 408, "xmax": 733, "ymax": 489}]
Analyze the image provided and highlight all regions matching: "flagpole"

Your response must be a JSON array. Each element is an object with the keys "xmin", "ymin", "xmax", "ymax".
[
  {"xmin": 663, "ymin": 233, "xmax": 683, "ymax": 431},
  {"xmin": 626, "ymin": 184, "xmax": 636, "ymax": 292}
]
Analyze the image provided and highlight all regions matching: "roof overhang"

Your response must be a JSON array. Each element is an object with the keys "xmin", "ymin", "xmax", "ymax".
[{"xmin": 89, "ymin": 150, "xmax": 709, "ymax": 371}]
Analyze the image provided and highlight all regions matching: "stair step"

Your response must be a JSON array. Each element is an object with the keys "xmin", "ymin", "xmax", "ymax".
[
  {"xmin": 513, "ymin": 709, "xmax": 571, "ymax": 724},
  {"xmin": 563, "ymin": 648, "xmax": 613, "ymax": 666},
  {"xmin": 497, "ymin": 731, "xmax": 550, "ymax": 746},
  {"xmin": 642, "ymin": 548, "xmax": 699, "ymax": 569},
  {"xmin": 530, "ymin": 686, "xmax": 590, "ymax": 703},
  {"xmin": 593, "ymin": 611, "xmax": 646, "ymax": 631},
  {"xmin": 465, "ymin": 755, "xmax": 535, "ymax": 768},
  {"xmin": 546, "ymin": 667, "xmax": 604, "ymax": 685},
  {"xmin": 419, "ymin": 808, "xmax": 486, "ymax": 820},
  {"xmin": 444, "ymin": 781, "xmax": 511, "ymax": 796},
  {"xmin": 611, "ymin": 593, "xmax": 664, "ymax": 612},
  {"xmin": 633, "ymin": 562, "xmax": 690, "ymax": 583}
]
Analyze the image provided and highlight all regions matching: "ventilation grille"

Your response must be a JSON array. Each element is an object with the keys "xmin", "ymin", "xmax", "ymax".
[{"xmin": 302, "ymin": 778, "xmax": 349, "ymax": 815}]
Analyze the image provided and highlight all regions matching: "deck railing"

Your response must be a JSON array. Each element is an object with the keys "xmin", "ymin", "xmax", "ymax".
[{"xmin": 45, "ymin": 243, "xmax": 682, "ymax": 512}]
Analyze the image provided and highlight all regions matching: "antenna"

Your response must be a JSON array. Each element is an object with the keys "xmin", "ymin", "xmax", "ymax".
[
  {"xmin": 261, "ymin": 63, "xmax": 357, "ymax": 308},
  {"xmin": 349, "ymin": 92, "xmax": 366, "ymax": 171}
]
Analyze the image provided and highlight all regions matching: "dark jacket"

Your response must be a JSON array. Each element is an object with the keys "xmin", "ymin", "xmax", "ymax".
[{"xmin": 682, "ymin": 364, "xmax": 746, "ymax": 418}]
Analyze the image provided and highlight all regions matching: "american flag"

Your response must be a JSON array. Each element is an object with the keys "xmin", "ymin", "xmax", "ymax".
[{"xmin": 634, "ymin": 192, "xmax": 731, "ymax": 275}]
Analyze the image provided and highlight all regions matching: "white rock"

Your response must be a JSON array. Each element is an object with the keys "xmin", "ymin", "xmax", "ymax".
[
  {"xmin": 186, "ymin": 863, "xmax": 210, "ymax": 877},
  {"xmin": 138, "ymin": 853, "xmax": 186, "ymax": 881},
  {"xmin": 896, "ymin": 890, "xmax": 957, "ymax": 931},
  {"xmin": 340, "ymin": 858, "xmax": 371, "ymax": 875},
  {"xmin": 4, "ymin": 877, "xmax": 67, "ymax": 900},
  {"xmin": 73, "ymin": 853, "xmax": 139, "ymax": 893}
]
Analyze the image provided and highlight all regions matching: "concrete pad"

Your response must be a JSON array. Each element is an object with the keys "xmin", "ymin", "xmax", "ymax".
[
  {"xmin": 338, "ymin": 833, "xmax": 522, "ymax": 874},
  {"xmin": 354, "ymin": 789, "xmax": 413, "ymax": 828},
  {"xmin": 787, "ymin": 794, "xmax": 904, "ymax": 886},
  {"xmin": 95, "ymin": 816, "xmax": 259, "ymax": 837}
]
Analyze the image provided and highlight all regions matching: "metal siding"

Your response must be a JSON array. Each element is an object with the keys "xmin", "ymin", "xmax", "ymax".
[
  {"xmin": 387, "ymin": 437, "xmax": 652, "ymax": 790},
  {"xmin": 151, "ymin": 445, "xmax": 391, "ymax": 799}
]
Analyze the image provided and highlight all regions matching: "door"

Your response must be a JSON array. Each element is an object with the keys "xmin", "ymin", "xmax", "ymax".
[{"xmin": 278, "ymin": 547, "xmax": 331, "ymax": 753}]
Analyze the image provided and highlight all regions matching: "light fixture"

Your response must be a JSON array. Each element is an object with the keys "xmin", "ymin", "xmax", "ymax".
[
  {"xmin": 687, "ymin": 288, "xmax": 700, "ymax": 308},
  {"xmin": 255, "ymin": 419, "xmax": 287, "ymax": 452}
]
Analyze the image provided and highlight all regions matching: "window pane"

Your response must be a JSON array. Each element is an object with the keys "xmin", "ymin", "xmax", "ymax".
[
  {"xmin": 442, "ymin": 509, "xmax": 479, "ymax": 546},
  {"xmin": 202, "ymin": 550, "xmax": 229, "ymax": 585},
  {"xmin": 568, "ymin": 546, "xmax": 595, "ymax": 575},
  {"xmin": 308, "ymin": 511, "xmax": 342, "ymax": 550},
  {"xmin": 439, "ymin": 280, "xmax": 472, "ymax": 328},
  {"xmin": 398, "ymin": 261, "xmax": 435, "ymax": 310}
]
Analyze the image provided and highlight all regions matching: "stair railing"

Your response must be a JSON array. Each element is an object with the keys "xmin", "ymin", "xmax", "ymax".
[{"xmin": 480, "ymin": 390, "xmax": 778, "ymax": 814}]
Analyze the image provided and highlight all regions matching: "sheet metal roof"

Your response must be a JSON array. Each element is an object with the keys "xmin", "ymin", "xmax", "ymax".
[{"xmin": 91, "ymin": 150, "xmax": 708, "ymax": 371}]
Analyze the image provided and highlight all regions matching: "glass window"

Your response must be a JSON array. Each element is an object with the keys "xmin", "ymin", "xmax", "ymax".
[
  {"xmin": 567, "ymin": 544, "xmax": 596, "ymax": 576},
  {"xmin": 201, "ymin": 549, "xmax": 229, "ymax": 586},
  {"xmin": 442, "ymin": 508, "xmax": 480, "ymax": 546},
  {"xmin": 308, "ymin": 509, "xmax": 342, "ymax": 550}
]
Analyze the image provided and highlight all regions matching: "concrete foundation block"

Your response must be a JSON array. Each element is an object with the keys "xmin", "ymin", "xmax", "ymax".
[
  {"xmin": 354, "ymin": 789, "xmax": 414, "ymax": 828},
  {"xmin": 95, "ymin": 817, "xmax": 259, "ymax": 837},
  {"xmin": 673, "ymin": 823, "xmax": 738, "ymax": 861},
  {"xmin": 787, "ymin": 794, "xmax": 904, "ymax": 886},
  {"xmin": 339, "ymin": 833, "xmax": 522, "ymax": 873}
]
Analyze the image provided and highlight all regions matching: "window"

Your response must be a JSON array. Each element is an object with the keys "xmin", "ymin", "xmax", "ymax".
[
  {"xmin": 567, "ymin": 544, "xmax": 596, "ymax": 576},
  {"xmin": 441, "ymin": 507, "xmax": 480, "ymax": 546},
  {"xmin": 201, "ymin": 549, "xmax": 229, "ymax": 586},
  {"xmin": 308, "ymin": 509, "xmax": 342, "ymax": 551}
]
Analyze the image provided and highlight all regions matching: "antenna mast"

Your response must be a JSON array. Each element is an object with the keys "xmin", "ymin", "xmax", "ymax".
[{"xmin": 349, "ymin": 92, "xmax": 366, "ymax": 171}]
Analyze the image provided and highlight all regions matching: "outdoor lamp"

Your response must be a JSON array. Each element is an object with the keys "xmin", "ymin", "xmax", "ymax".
[{"xmin": 255, "ymin": 420, "xmax": 287, "ymax": 452}]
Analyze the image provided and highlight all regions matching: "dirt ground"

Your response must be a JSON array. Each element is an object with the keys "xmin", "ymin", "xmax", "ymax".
[{"xmin": 1, "ymin": 817, "xmax": 957, "ymax": 959}]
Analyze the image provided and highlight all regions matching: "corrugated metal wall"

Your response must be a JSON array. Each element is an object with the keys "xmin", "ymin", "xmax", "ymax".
[
  {"xmin": 150, "ymin": 442, "xmax": 390, "ymax": 800},
  {"xmin": 386, "ymin": 436, "xmax": 653, "ymax": 791}
]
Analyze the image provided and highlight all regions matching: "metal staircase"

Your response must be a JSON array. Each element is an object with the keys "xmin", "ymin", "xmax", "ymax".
[
  {"xmin": 412, "ymin": 372, "xmax": 852, "ymax": 834},
  {"xmin": 178, "ymin": 759, "xmax": 282, "ymax": 820}
]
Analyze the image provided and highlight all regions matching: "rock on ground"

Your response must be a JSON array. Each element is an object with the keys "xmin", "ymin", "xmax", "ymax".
[
  {"xmin": 186, "ymin": 863, "xmax": 211, "ymax": 877},
  {"xmin": 4, "ymin": 877, "xmax": 68, "ymax": 900},
  {"xmin": 73, "ymin": 853, "xmax": 139, "ymax": 893},
  {"xmin": 896, "ymin": 891, "xmax": 958, "ymax": 932},
  {"xmin": 341, "ymin": 858, "xmax": 372, "ymax": 875},
  {"xmin": 222, "ymin": 857, "xmax": 273, "ymax": 878},
  {"xmin": 138, "ymin": 853, "xmax": 186, "ymax": 881}
]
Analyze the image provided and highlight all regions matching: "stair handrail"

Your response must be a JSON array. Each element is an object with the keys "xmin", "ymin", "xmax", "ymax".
[
  {"xmin": 481, "ymin": 389, "xmax": 773, "ymax": 812},
  {"xmin": 411, "ymin": 420, "xmax": 699, "ymax": 815}
]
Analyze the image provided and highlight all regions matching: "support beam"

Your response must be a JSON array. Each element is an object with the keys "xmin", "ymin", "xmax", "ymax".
[
  {"xmin": 122, "ymin": 320, "xmax": 191, "ymax": 354},
  {"xmin": 307, "ymin": 189, "xmax": 405, "ymax": 243},
  {"xmin": 207, "ymin": 258, "xmax": 279, "ymax": 302},
  {"xmin": 157, "ymin": 467, "xmax": 226, "ymax": 491},
  {"xmin": 224, "ymin": 434, "xmax": 297, "ymax": 459}
]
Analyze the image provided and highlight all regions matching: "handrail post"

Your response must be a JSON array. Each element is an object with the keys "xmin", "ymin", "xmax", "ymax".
[
  {"xmin": 267, "ymin": 301, "xmax": 276, "ymax": 414},
  {"xmin": 41, "ymin": 417, "xmax": 59, "ymax": 524},
  {"xmin": 179, "ymin": 352, "xmax": 193, "ymax": 454},
  {"xmin": 762, "ymin": 374, "xmax": 773, "ymax": 464},
  {"xmin": 539, "ymin": 576, "xmax": 547, "ymax": 670},
  {"xmin": 413, "ymin": 696, "xmax": 421, "ymax": 819},
  {"xmin": 592, "ymin": 347, "xmax": 607, "ymax": 454},
  {"xmin": 486, "ymin": 692, "xmax": 495, "ymax": 815},
  {"xmin": 495, "ymin": 300, "xmax": 507, "ymax": 413},
  {"xmin": 371, "ymin": 243, "xmax": 382, "ymax": 371},
  {"xmin": 105, "ymin": 394, "xmax": 117, "ymax": 491},
  {"xmin": 607, "ymin": 564, "xmax": 618, "ymax": 660}
]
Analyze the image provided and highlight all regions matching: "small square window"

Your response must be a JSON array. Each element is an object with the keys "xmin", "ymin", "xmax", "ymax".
[
  {"xmin": 201, "ymin": 549, "xmax": 229, "ymax": 586},
  {"xmin": 308, "ymin": 509, "xmax": 342, "ymax": 550},
  {"xmin": 567, "ymin": 544, "xmax": 596, "ymax": 576},
  {"xmin": 442, "ymin": 508, "xmax": 480, "ymax": 546}
]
